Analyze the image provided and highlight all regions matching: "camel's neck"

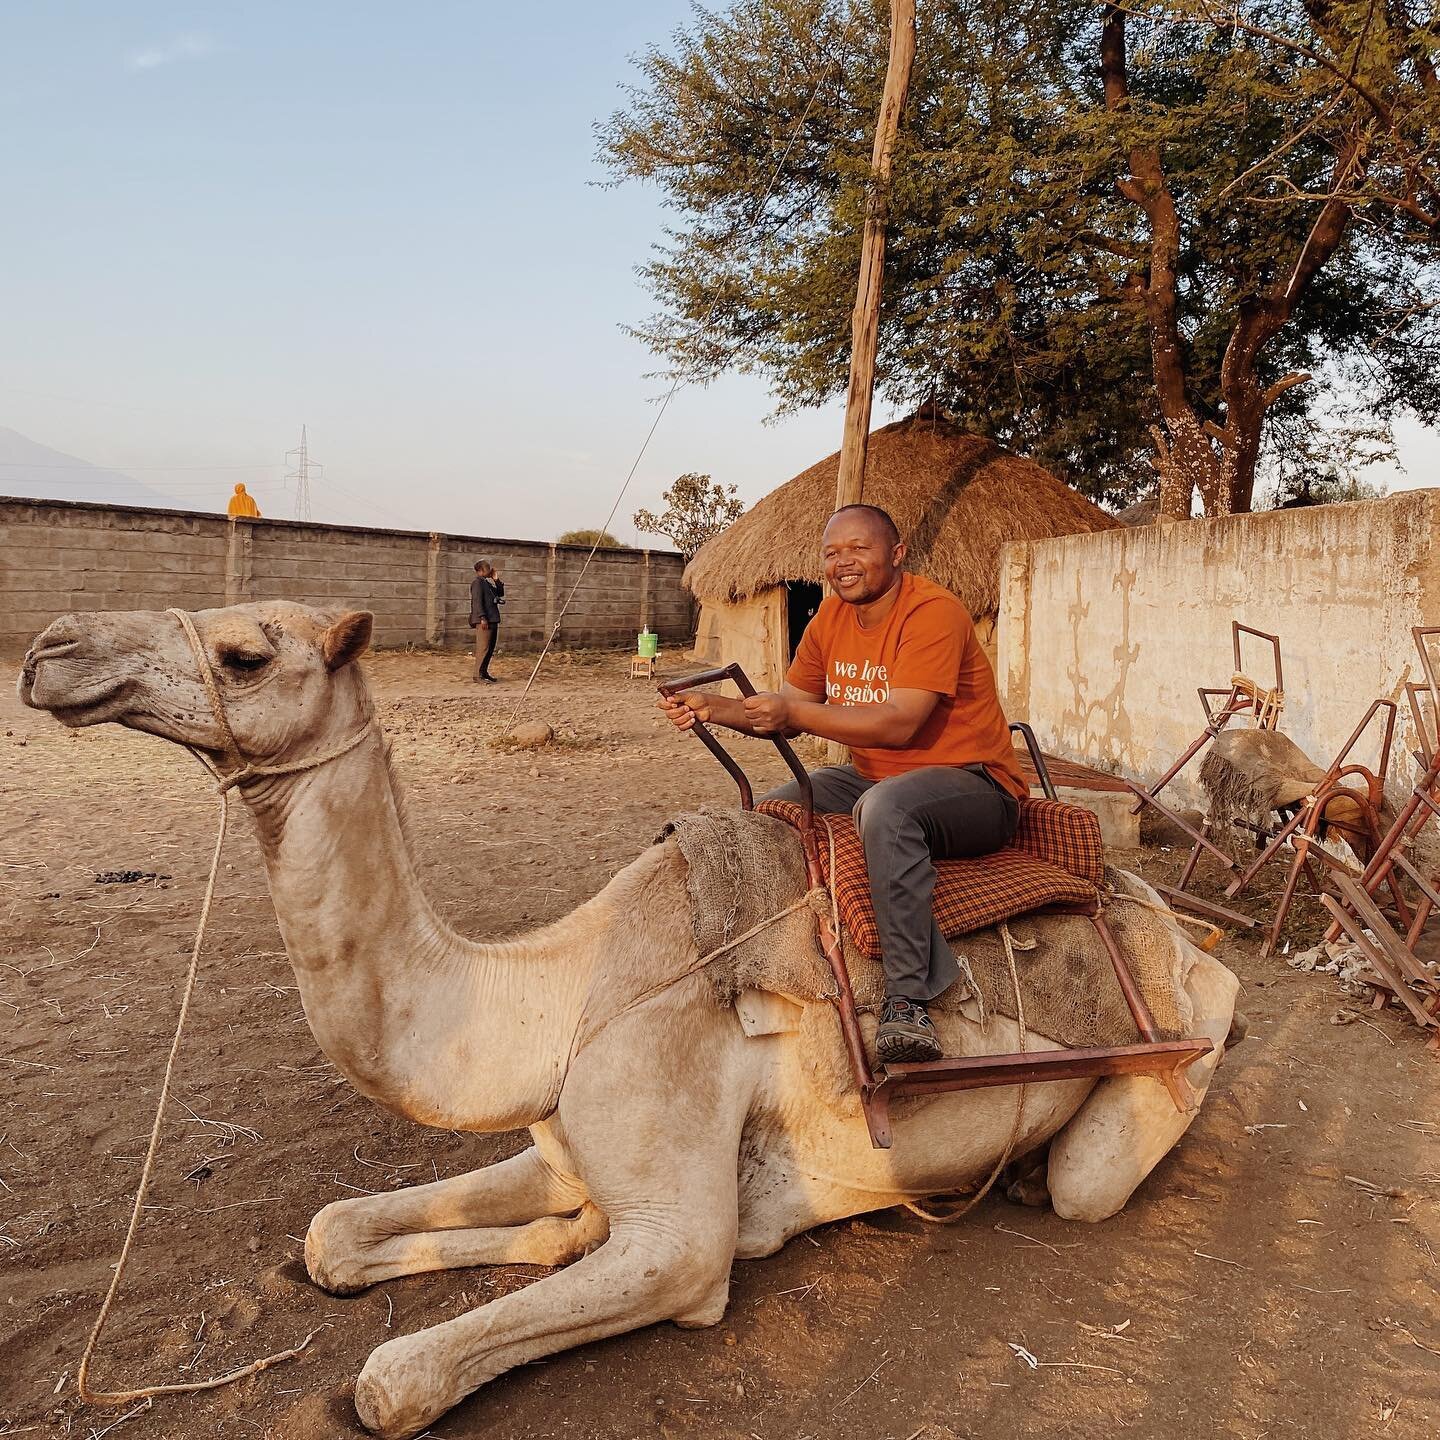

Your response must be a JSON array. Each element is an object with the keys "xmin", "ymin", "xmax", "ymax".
[{"xmin": 241, "ymin": 734, "xmax": 594, "ymax": 1131}]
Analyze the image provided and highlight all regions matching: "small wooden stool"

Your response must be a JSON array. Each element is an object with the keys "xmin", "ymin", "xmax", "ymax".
[{"xmin": 629, "ymin": 654, "xmax": 658, "ymax": 679}]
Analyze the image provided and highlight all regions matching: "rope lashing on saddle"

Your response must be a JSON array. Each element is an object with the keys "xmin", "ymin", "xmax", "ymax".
[
  {"xmin": 1230, "ymin": 672, "xmax": 1284, "ymax": 730},
  {"xmin": 571, "ymin": 814, "xmax": 853, "ymax": 1062},
  {"xmin": 907, "ymin": 888, "xmax": 1211, "ymax": 1221},
  {"xmin": 904, "ymin": 921, "xmax": 1029, "ymax": 1225},
  {"xmin": 571, "ymin": 893, "xmax": 821, "ymax": 1057},
  {"xmin": 74, "ymin": 609, "xmax": 374, "ymax": 1406},
  {"xmin": 1106, "ymin": 889, "xmax": 1224, "ymax": 951},
  {"xmin": 574, "ymin": 814, "xmax": 864, "ymax": 1058}
]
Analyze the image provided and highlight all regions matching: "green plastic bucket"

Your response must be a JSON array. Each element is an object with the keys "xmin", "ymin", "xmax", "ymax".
[{"xmin": 637, "ymin": 629, "xmax": 659, "ymax": 658}]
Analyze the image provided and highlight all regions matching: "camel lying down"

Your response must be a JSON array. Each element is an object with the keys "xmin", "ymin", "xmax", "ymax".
[{"xmin": 19, "ymin": 602, "xmax": 1242, "ymax": 1440}]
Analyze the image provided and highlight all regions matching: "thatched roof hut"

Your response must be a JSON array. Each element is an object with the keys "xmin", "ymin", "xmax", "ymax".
[{"xmin": 684, "ymin": 410, "xmax": 1119, "ymax": 688}]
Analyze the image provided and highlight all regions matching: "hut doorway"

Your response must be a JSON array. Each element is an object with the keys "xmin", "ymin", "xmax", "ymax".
[{"xmin": 786, "ymin": 581, "xmax": 824, "ymax": 658}]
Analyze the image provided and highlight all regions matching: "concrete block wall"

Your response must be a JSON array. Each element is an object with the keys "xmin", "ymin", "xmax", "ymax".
[
  {"xmin": 996, "ymin": 489, "xmax": 1440, "ymax": 807},
  {"xmin": 240, "ymin": 526, "xmax": 432, "ymax": 650},
  {"xmin": 1, "ymin": 497, "xmax": 691, "ymax": 658},
  {"xmin": 1, "ymin": 503, "xmax": 229, "ymax": 653}
]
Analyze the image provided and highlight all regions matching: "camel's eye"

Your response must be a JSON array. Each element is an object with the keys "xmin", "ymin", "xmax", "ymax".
[{"xmin": 218, "ymin": 642, "xmax": 274, "ymax": 673}]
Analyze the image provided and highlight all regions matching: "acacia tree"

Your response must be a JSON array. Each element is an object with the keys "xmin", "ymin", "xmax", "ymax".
[
  {"xmin": 1101, "ymin": 0, "xmax": 1440, "ymax": 514},
  {"xmin": 633, "ymin": 472, "xmax": 745, "ymax": 556},
  {"xmin": 600, "ymin": 0, "xmax": 1439, "ymax": 515}
]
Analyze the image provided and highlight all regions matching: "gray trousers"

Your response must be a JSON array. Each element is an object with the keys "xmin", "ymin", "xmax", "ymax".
[{"xmin": 762, "ymin": 765, "xmax": 1019, "ymax": 1002}]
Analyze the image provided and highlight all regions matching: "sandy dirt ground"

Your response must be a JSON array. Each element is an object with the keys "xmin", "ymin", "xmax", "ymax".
[{"xmin": 2, "ymin": 646, "xmax": 1438, "ymax": 1440}]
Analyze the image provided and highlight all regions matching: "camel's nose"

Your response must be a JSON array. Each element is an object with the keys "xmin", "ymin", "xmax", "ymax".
[{"xmin": 23, "ymin": 614, "xmax": 85, "ymax": 669}]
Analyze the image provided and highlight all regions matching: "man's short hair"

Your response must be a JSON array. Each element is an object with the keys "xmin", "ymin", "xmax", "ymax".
[
  {"xmin": 473, "ymin": 559, "xmax": 488, "ymax": 572},
  {"xmin": 830, "ymin": 503, "xmax": 901, "ymax": 546}
]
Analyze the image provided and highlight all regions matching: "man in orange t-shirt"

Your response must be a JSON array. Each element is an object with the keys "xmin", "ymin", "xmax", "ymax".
[{"xmin": 661, "ymin": 504, "xmax": 1024, "ymax": 1064}]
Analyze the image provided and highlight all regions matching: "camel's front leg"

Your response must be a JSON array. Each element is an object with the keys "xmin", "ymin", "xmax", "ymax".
[
  {"xmin": 306, "ymin": 1145, "xmax": 589, "ymax": 1294},
  {"xmin": 351, "ymin": 1006, "xmax": 746, "ymax": 1439},
  {"xmin": 353, "ymin": 1213, "xmax": 735, "ymax": 1439}
]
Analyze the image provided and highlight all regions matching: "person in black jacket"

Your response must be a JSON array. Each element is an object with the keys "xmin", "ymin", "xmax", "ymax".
[{"xmin": 469, "ymin": 560, "xmax": 505, "ymax": 682}]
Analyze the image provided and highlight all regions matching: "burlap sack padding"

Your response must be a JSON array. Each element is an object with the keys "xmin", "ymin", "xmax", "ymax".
[
  {"xmin": 658, "ymin": 810, "xmax": 1189, "ymax": 1051},
  {"xmin": 1200, "ymin": 727, "xmax": 1371, "ymax": 853},
  {"xmin": 756, "ymin": 797, "xmax": 1102, "ymax": 958}
]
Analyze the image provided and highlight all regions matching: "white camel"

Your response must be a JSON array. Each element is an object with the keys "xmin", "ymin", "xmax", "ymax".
[{"xmin": 20, "ymin": 601, "xmax": 1242, "ymax": 1439}]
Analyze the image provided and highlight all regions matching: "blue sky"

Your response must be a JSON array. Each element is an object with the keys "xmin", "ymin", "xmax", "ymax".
[
  {"xmin": 0, "ymin": 0, "xmax": 854, "ymax": 539},
  {"xmin": 0, "ymin": 2, "xmax": 1430, "ymax": 539}
]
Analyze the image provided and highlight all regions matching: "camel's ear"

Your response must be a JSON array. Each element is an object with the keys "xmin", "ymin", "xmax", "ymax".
[{"xmin": 322, "ymin": 611, "xmax": 373, "ymax": 671}]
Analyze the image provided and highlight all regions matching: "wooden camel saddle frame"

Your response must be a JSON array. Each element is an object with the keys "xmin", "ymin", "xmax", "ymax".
[
  {"xmin": 659, "ymin": 663, "xmax": 1214, "ymax": 1149},
  {"xmin": 1317, "ymin": 628, "xmax": 1440, "ymax": 1045},
  {"xmin": 1123, "ymin": 621, "xmax": 1285, "ymax": 930},
  {"xmin": 1124, "ymin": 621, "xmax": 1398, "ymax": 956}
]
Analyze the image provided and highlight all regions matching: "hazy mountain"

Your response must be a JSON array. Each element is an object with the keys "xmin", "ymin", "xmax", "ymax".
[{"xmin": 0, "ymin": 426, "xmax": 194, "ymax": 510}]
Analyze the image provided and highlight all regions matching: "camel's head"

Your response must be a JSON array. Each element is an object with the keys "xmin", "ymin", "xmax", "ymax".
[{"xmin": 18, "ymin": 602, "xmax": 374, "ymax": 770}]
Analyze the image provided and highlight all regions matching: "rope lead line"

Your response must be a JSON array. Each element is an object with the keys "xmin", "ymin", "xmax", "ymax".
[
  {"xmin": 73, "ymin": 608, "xmax": 377, "ymax": 1406},
  {"xmin": 75, "ymin": 788, "xmax": 322, "ymax": 1404}
]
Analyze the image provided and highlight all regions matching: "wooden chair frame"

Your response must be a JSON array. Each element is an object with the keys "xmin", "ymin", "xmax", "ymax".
[{"xmin": 1320, "ymin": 628, "xmax": 1440, "ymax": 1042}]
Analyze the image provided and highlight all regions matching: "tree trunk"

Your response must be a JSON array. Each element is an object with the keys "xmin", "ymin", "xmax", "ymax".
[
  {"xmin": 1102, "ymin": 7, "xmax": 1216, "ymax": 521},
  {"xmin": 1103, "ymin": 8, "xmax": 1362, "ymax": 520},
  {"xmin": 834, "ymin": 0, "xmax": 917, "ymax": 510}
]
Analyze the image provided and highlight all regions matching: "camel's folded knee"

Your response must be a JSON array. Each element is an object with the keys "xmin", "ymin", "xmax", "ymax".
[
  {"xmin": 306, "ymin": 1195, "xmax": 391, "ymax": 1294},
  {"xmin": 603, "ymin": 1228, "xmax": 734, "ymax": 1328},
  {"xmin": 309, "ymin": 1205, "xmax": 610, "ymax": 1295}
]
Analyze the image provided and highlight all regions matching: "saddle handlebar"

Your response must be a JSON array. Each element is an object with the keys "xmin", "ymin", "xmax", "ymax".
[{"xmin": 657, "ymin": 663, "xmax": 814, "ymax": 832}]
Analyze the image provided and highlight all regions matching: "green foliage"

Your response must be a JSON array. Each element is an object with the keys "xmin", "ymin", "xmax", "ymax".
[
  {"xmin": 1257, "ymin": 397, "xmax": 1395, "ymax": 508},
  {"xmin": 1268, "ymin": 471, "xmax": 1387, "ymax": 507},
  {"xmin": 557, "ymin": 528, "xmax": 621, "ymax": 548},
  {"xmin": 633, "ymin": 472, "xmax": 745, "ymax": 556},
  {"xmin": 600, "ymin": 0, "xmax": 1439, "ymax": 507}
]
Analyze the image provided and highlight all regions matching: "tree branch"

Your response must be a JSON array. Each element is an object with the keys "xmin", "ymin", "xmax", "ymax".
[
  {"xmin": 1285, "ymin": 137, "xmax": 1368, "ymax": 302},
  {"xmin": 1102, "ymin": 7, "xmax": 1192, "ymax": 423},
  {"xmin": 1264, "ymin": 371, "xmax": 1314, "ymax": 404},
  {"xmin": 1160, "ymin": 1, "xmax": 1398, "ymax": 129}
]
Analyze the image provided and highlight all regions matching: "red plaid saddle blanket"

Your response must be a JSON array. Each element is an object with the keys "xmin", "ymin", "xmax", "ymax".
[{"xmin": 756, "ymin": 796, "xmax": 1105, "ymax": 961}]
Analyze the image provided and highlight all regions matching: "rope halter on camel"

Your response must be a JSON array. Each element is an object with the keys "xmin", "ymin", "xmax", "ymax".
[
  {"xmin": 167, "ymin": 607, "xmax": 373, "ymax": 793},
  {"xmin": 75, "ymin": 609, "xmax": 379, "ymax": 1408}
]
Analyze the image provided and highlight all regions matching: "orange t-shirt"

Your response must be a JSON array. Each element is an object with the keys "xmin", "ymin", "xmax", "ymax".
[{"xmin": 786, "ymin": 573, "xmax": 1027, "ymax": 797}]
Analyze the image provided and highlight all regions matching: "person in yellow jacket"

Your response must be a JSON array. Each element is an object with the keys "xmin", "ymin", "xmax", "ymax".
[{"xmin": 226, "ymin": 483, "xmax": 260, "ymax": 518}]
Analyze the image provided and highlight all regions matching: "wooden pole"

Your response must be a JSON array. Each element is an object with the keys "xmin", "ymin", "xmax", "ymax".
[{"xmin": 834, "ymin": 0, "xmax": 916, "ymax": 510}]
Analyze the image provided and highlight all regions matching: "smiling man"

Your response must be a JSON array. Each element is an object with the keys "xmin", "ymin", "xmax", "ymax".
[{"xmin": 660, "ymin": 504, "xmax": 1026, "ymax": 1064}]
